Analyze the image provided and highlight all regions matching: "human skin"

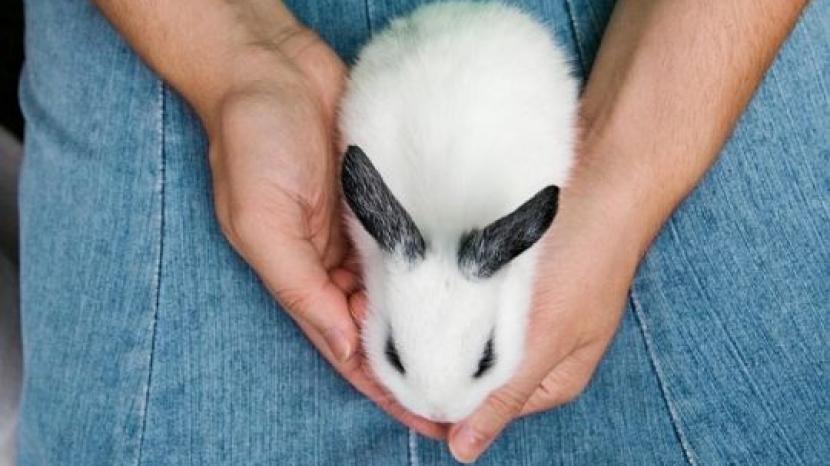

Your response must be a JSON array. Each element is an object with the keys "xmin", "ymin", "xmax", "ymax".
[
  {"xmin": 92, "ymin": 0, "xmax": 807, "ymax": 461},
  {"xmin": 91, "ymin": 0, "xmax": 445, "ymax": 439},
  {"xmin": 442, "ymin": 0, "xmax": 808, "ymax": 462}
]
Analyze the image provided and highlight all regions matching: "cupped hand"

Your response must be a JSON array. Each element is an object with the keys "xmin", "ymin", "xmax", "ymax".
[
  {"xmin": 446, "ymin": 171, "xmax": 648, "ymax": 462},
  {"xmin": 205, "ymin": 24, "xmax": 446, "ymax": 439}
]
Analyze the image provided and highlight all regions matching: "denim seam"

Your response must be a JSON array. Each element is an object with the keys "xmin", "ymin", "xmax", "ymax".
[
  {"xmin": 363, "ymin": 0, "xmax": 375, "ymax": 35},
  {"xmin": 562, "ymin": 0, "xmax": 588, "ymax": 78},
  {"xmin": 135, "ymin": 79, "xmax": 166, "ymax": 466},
  {"xmin": 629, "ymin": 290, "xmax": 698, "ymax": 466},
  {"xmin": 408, "ymin": 429, "xmax": 419, "ymax": 466}
]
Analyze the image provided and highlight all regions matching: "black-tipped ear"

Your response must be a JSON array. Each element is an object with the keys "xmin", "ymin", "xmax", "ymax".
[
  {"xmin": 458, "ymin": 186, "xmax": 559, "ymax": 278},
  {"xmin": 341, "ymin": 145, "xmax": 426, "ymax": 261}
]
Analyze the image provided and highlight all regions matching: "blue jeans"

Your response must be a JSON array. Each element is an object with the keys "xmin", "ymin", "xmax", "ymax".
[{"xmin": 17, "ymin": 0, "xmax": 829, "ymax": 464}]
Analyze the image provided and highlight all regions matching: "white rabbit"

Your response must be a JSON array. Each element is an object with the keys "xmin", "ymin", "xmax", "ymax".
[{"xmin": 340, "ymin": 1, "xmax": 577, "ymax": 422}]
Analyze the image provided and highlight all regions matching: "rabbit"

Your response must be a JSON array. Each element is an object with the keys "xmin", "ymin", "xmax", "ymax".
[{"xmin": 339, "ymin": 1, "xmax": 577, "ymax": 423}]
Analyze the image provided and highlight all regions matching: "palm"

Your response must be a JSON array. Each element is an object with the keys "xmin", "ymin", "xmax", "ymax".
[
  {"xmin": 445, "ymin": 189, "xmax": 639, "ymax": 462},
  {"xmin": 209, "ymin": 29, "xmax": 445, "ymax": 439}
]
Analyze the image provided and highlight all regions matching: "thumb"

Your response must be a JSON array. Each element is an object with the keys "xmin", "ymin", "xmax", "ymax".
[{"xmin": 448, "ymin": 380, "xmax": 536, "ymax": 463}]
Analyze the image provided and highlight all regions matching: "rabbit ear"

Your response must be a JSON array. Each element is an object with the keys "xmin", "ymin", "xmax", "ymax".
[
  {"xmin": 341, "ymin": 145, "xmax": 426, "ymax": 261},
  {"xmin": 458, "ymin": 185, "xmax": 559, "ymax": 278}
]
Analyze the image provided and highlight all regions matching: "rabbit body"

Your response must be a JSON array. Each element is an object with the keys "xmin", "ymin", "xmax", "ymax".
[{"xmin": 340, "ymin": 1, "xmax": 577, "ymax": 422}]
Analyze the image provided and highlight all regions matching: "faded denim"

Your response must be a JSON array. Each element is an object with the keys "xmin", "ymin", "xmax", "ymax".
[{"xmin": 17, "ymin": 0, "xmax": 829, "ymax": 464}]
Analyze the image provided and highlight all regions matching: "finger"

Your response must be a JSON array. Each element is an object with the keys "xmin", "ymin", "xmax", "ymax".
[
  {"xmin": 446, "ymin": 312, "xmax": 579, "ymax": 464},
  {"xmin": 318, "ymin": 192, "xmax": 347, "ymax": 270},
  {"xmin": 447, "ymin": 331, "xmax": 606, "ymax": 461},
  {"xmin": 519, "ymin": 344, "xmax": 602, "ymax": 416},
  {"xmin": 330, "ymin": 267, "xmax": 361, "ymax": 295},
  {"xmin": 339, "ymin": 244, "xmax": 363, "ymax": 277},
  {"xmin": 447, "ymin": 377, "xmax": 537, "ymax": 463},
  {"xmin": 348, "ymin": 291, "xmax": 369, "ymax": 325},
  {"xmin": 445, "ymin": 322, "xmax": 576, "ymax": 461},
  {"xmin": 243, "ymin": 230, "xmax": 359, "ymax": 363},
  {"xmin": 294, "ymin": 316, "xmax": 448, "ymax": 440}
]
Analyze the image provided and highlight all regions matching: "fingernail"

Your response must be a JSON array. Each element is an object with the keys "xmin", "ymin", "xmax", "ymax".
[
  {"xmin": 324, "ymin": 328, "xmax": 353, "ymax": 363},
  {"xmin": 449, "ymin": 425, "xmax": 489, "ymax": 464}
]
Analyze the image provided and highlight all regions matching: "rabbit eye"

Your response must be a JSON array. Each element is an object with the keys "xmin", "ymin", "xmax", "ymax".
[
  {"xmin": 385, "ymin": 337, "xmax": 405, "ymax": 374},
  {"xmin": 473, "ymin": 337, "xmax": 495, "ymax": 378}
]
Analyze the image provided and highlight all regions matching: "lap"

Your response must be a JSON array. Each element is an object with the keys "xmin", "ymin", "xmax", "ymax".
[{"xmin": 17, "ymin": 0, "xmax": 827, "ymax": 464}]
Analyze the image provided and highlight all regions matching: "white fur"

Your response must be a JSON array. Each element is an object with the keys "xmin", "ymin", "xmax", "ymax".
[{"xmin": 341, "ymin": 1, "xmax": 577, "ymax": 422}]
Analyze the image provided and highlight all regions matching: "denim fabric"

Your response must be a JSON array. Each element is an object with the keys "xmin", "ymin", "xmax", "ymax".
[{"xmin": 16, "ymin": 0, "xmax": 829, "ymax": 464}]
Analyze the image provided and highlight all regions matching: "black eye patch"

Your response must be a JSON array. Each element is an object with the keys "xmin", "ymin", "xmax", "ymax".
[
  {"xmin": 473, "ymin": 337, "xmax": 495, "ymax": 378},
  {"xmin": 385, "ymin": 337, "xmax": 405, "ymax": 375}
]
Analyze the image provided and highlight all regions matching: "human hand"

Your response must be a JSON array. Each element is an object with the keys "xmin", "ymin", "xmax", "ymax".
[
  {"xmin": 205, "ymin": 24, "xmax": 445, "ymax": 439},
  {"xmin": 96, "ymin": 0, "xmax": 798, "ymax": 453},
  {"xmin": 446, "ymin": 167, "xmax": 648, "ymax": 462}
]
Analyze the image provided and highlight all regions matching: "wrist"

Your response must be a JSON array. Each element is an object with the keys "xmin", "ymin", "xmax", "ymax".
[
  {"xmin": 557, "ymin": 135, "xmax": 670, "ymax": 268},
  {"xmin": 191, "ymin": 28, "xmax": 315, "ymax": 136},
  {"xmin": 97, "ymin": 0, "xmax": 316, "ymax": 136}
]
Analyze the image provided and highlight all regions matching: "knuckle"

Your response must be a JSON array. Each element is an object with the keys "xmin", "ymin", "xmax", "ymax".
[
  {"xmin": 275, "ymin": 283, "xmax": 325, "ymax": 325},
  {"xmin": 487, "ymin": 385, "xmax": 527, "ymax": 420},
  {"xmin": 278, "ymin": 288, "xmax": 309, "ymax": 317},
  {"xmin": 538, "ymin": 370, "xmax": 589, "ymax": 407}
]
